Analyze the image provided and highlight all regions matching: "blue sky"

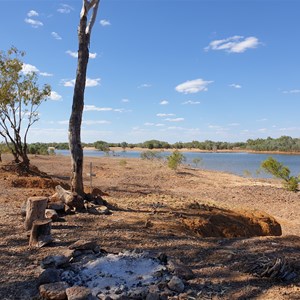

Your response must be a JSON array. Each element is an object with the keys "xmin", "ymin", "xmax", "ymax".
[{"xmin": 1, "ymin": 0, "xmax": 300, "ymax": 143}]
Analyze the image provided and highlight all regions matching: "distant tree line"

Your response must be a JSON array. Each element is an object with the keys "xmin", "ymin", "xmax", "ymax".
[{"xmin": 12, "ymin": 135, "xmax": 299, "ymax": 155}]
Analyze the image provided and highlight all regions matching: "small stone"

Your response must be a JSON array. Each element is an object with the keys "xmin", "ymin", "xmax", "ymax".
[
  {"xmin": 38, "ymin": 268, "xmax": 61, "ymax": 285},
  {"xmin": 66, "ymin": 286, "xmax": 94, "ymax": 300},
  {"xmin": 167, "ymin": 260, "xmax": 194, "ymax": 280},
  {"xmin": 146, "ymin": 292, "xmax": 160, "ymax": 300},
  {"xmin": 69, "ymin": 240, "xmax": 98, "ymax": 251},
  {"xmin": 39, "ymin": 281, "xmax": 69, "ymax": 300},
  {"xmin": 41, "ymin": 255, "xmax": 70, "ymax": 269},
  {"xmin": 167, "ymin": 276, "xmax": 185, "ymax": 293},
  {"xmin": 96, "ymin": 206, "xmax": 111, "ymax": 215},
  {"xmin": 45, "ymin": 209, "xmax": 59, "ymax": 221}
]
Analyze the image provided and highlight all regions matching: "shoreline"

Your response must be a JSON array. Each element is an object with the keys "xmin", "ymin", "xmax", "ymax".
[{"xmin": 83, "ymin": 146, "xmax": 300, "ymax": 156}]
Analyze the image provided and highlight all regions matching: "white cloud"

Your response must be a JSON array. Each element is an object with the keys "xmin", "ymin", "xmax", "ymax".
[
  {"xmin": 175, "ymin": 78, "xmax": 213, "ymax": 94},
  {"xmin": 165, "ymin": 118, "xmax": 184, "ymax": 122},
  {"xmin": 160, "ymin": 100, "xmax": 169, "ymax": 105},
  {"xmin": 122, "ymin": 98, "xmax": 129, "ymax": 103},
  {"xmin": 82, "ymin": 120, "xmax": 111, "ymax": 125},
  {"xmin": 51, "ymin": 32, "xmax": 62, "ymax": 40},
  {"xmin": 24, "ymin": 18, "xmax": 43, "ymax": 28},
  {"xmin": 49, "ymin": 91, "xmax": 62, "ymax": 101},
  {"xmin": 27, "ymin": 10, "xmax": 39, "ymax": 17},
  {"xmin": 21, "ymin": 63, "xmax": 39, "ymax": 74},
  {"xmin": 66, "ymin": 50, "xmax": 97, "ymax": 59},
  {"xmin": 100, "ymin": 19, "xmax": 111, "ymax": 26},
  {"xmin": 84, "ymin": 105, "xmax": 126, "ymax": 113},
  {"xmin": 144, "ymin": 122, "xmax": 165, "ymax": 127},
  {"xmin": 283, "ymin": 89, "xmax": 300, "ymax": 94},
  {"xmin": 205, "ymin": 36, "xmax": 260, "ymax": 53},
  {"xmin": 229, "ymin": 83, "xmax": 242, "ymax": 89},
  {"xmin": 40, "ymin": 72, "xmax": 53, "ymax": 77},
  {"xmin": 182, "ymin": 100, "xmax": 201, "ymax": 105},
  {"xmin": 63, "ymin": 78, "xmax": 101, "ymax": 87},
  {"xmin": 84, "ymin": 105, "xmax": 112, "ymax": 112},
  {"xmin": 57, "ymin": 4, "xmax": 74, "ymax": 14},
  {"xmin": 258, "ymin": 128, "xmax": 267, "ymax": 132},
  {"xmin": 228, "ymin": 123, "xmax": 240, "ymax": 126},
  {"xmin": 156, "ymin": 113, "xmax": 175, "ymax": 117}
]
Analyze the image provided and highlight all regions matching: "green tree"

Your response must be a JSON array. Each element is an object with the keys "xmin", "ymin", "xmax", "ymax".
[
  {"xmin": 261, "ymin": 157, "xmax": 299, "ymax": 192},
  {"xmin": 167, "ymin": 150, "xmax": 186, "ymax": 171},
  {"xmin": 0, "ymin": 47, "xmax": 51, "ymax": 171}
]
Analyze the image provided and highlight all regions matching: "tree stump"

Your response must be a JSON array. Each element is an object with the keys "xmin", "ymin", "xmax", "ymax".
[
  {"xmin": 29, "ymin": 218, "xmax": 52, "ymax": 248},
  {"xmin": 24, "ymin": 197, "xmax": 48, "ymax": 230}
]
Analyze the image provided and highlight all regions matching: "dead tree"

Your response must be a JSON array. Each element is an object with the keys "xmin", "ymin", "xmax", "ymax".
[{"xmin": 69, "ymin": 0, "xmax": 100, "ymax": 196}]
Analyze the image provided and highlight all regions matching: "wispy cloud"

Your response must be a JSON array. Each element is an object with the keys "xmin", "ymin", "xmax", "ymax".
[
  {"xmin": 62, "ymin": 78, "xmax": 101, "ymax": 87},
  {"xmin": 49, "ymin": 91, "xmax": 62, "ymax": 101},
  {"xmin": 156, "ymin": 113, "xmax": 175, "ymax": 117},
  {"xmin": 66, "ymin": 50, "xmax": 97, "ymax": 59},
  {"xmin": 182, "ymin": 100, "xmax": 201, "ymax": 105},
  {"xmin": 144, "ymin": 122, "xmax": 165, "ymax": 127},
  {"xmin": 165, "ymin": 118, "xmax": 184, "ymax": 122},
  {"xmin": 229, "ymin": 83, "xmax": 242, "ymax": 89},
  {"xmin": 205, "ymin": 35, "xmax": 260, "ymax": 53},
  {"xmin": 39, "ymin": 72, "xmax": 53, "ymax": 77},
  {"xmin": 27, "ymin": 10, "xmax": 39, "ymax": 17},
  {"xmin": 84, "ymin": 105, "xmax": 125, "ymax": 113},
  {"xmin": 160, "ymin": 100, "xmax": 169, "ymax": 105},
  {"xmin": 100, "ymin": 19, "xmax": 111, "ymax": 26},
  {"xmin": 82, "ymin": 120, "xmax": 111, "ymax": 125},
  {"xmin": 283, "ymin": 89, "xmax": 300, "ymax": 94},
  {"xmin": 57, "ymin": 4, "xmax": 74, "ymax": 14},
  {"xmin": 122, "ymin": 98, "xmax": 130, "ymax": 103},
  {"xmin": 51, "ymin": 32, "xmax": 62, "ymax": 40},
  {"xmin": 138, "ymin": 83, "xmax": 151, "ymax": 88},
  {"xmin": 175, "ymin": 78, "xmax": 213, "ymax": 94},
  {"xmin": 24, "ymin": 18, "xmax": 43, "ymax": 28},
  {"xmin": 228, "ymin": 123, "xmax": 240, "ymax": 126}
]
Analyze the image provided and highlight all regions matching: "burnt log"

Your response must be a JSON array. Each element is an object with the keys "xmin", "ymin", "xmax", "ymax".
[{"xmin": 55, "ymin": 185, "xmax": 84, "ymax": 211}]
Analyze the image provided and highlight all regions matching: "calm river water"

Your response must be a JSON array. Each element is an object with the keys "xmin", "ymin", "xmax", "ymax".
[{"xmin": 56, "ymin": 149, "xmax": 300, "ymax": 179}]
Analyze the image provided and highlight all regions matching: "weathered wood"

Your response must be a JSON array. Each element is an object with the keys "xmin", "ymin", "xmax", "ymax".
[
  {"xmin": 29, "ymin": 218, "xmax": 52, "ymax": 248},
  {"xmin": 24, "ymin": 197, "xmax": 48, "ymax": 230},
  {"xmin": 55, "ymin": 185, "xmax": 84, "ymax": 211},
  {"xmin": 68, "ymin": 0, "xmax": 100, "ymax": 196}
]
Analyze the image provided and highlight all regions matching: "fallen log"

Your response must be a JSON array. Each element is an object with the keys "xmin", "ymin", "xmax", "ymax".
[{"xmin": 55, "ymin": 185, "xmax": 84, "ymax": 211}]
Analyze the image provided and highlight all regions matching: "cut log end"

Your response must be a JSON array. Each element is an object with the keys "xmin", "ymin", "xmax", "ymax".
[{"xmin": 29, "ymin": 218, "xmax": 53, "ymax": 248}]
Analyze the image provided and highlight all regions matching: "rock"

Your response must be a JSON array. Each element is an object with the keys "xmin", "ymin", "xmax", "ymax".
[
  {"xmin": 146, "ymin": 292, "xmax": 160, "ymax": 300},
  {"xmin": 157, "ymin": 253, "xmax": 168, "ymax": 265},
  {"xmin": 69, "ymin": 240, "xmax": 98, "ymax": 251},
  {"xmin": 96, "ymin": 206, "xmax": 111, "ymax": 215},
  {"xmin": 167, "ymin": 260, "xmax": 194, "ymax": 280},
  {"xmin": 66, "ymin": 286, "xmax": 94, "ymax": 300},
  {"xmin": 39, "ymin": 281, "xmax": 69, "ymax": 300},
  {"xmin": 48, "ymin": 193, "xmax": 65, "ymax": 211},
  {"xmin": 167, "ymin": 276, "xmax": 185, "ymax": 293},
  {"xmin": 41, "ymin": 255, "xmax": 70, "ymax": 269},
  {"xmin": 45, "ymin": 209, "xmax": 59, "ymax": 221},
  {"xmin": 38, "ymin": 268, "xmax": 61, "ymax": 285}
]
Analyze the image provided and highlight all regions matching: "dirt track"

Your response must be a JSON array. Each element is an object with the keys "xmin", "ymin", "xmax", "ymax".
[{"xmin": 0, "ymin": 154, "xmax": 299, "ymax": 299}]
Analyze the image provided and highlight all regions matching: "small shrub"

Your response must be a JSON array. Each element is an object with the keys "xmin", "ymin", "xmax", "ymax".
[
  {"xmin": 140, "ymin": 150, "xmax": 162, "ymax": 160},
  {"xmin": 192, "ymin": 157, "xmax": 202, "ymax": 168},
  {"xmin": 119, "ymin": 159, "xmax": 127, "ymax": 167},
  {"xmin": 167, "ymin": 150, "xmax": 186, "ymax": 171},
  {"xmin": 261, "ymin": 157, "xmax": 299, "ymax": 192}
]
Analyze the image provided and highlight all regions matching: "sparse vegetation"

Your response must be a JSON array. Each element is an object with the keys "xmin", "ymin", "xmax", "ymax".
[
  {"xmin": 192, "ymin": 157, "xmax": 202, "ymax": 168},
  {"xmin": 167, "ymin": 150, "xmax": 186, "ymax": 171},
  {"xmin": 261, "ymin": 157, "xmax": 299, "ymax": 192},
  {"xmin": 140, "ymin": 150, "xmax": 163, "ymax": 160},
  {"xmin": 119, "ymin": 159, "xmax": 127, "ymax": 167},
  {"xmin": 0, "ymin": 47, "xmax": 51, "ymax": 171}
]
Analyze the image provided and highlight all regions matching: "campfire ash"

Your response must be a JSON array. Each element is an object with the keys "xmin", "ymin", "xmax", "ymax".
[{"xmin": 38, "ymin": 240, "xmax": 194, "ymax": 299}]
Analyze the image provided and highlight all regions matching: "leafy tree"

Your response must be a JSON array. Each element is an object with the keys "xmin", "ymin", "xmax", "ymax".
[
  {"xmin": 0, "ymin": 47, "xmax": 51, "ymax": 171},
  {"xmin": 261, "ymin": 157, "xmax": 299, "ymax": 192},
  {"xmin": 94, "ymin": 140, "xmax": 110, "ymax": 152},
  {"xmin": 167, "ymin": 150, "xmax": 186, "ymax": 171},
  {"xmin": 68, "ymin": 0, "xmax": 100, "ymax": 195}
]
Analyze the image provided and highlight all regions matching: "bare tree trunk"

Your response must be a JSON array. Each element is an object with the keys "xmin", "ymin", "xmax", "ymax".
[{"xmin": 68, "ymin": 0, "xmax": 100, "ymax": 196}]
